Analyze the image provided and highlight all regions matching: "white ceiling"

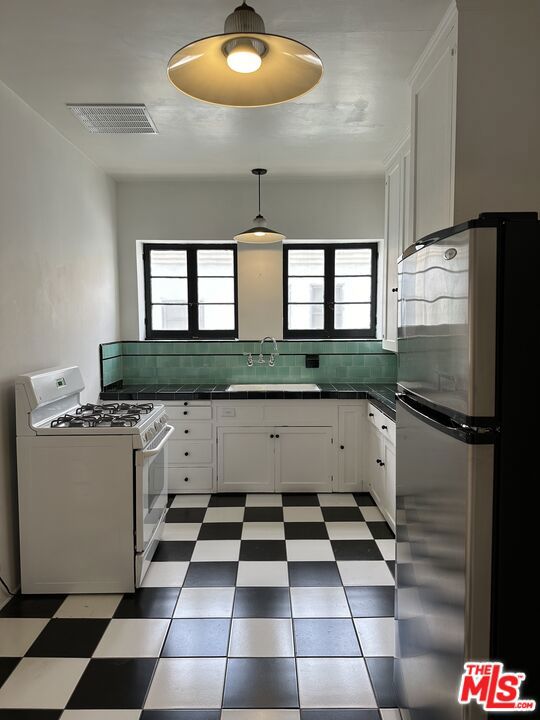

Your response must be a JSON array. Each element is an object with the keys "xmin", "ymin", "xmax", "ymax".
[{"xmin": 0, "ymin": 0, "xmax": 448, "ymax": 178}]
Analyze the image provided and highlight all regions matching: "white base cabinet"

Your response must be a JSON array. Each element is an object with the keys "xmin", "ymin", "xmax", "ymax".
[
  {"xmin": 365, "ymin": 403, "xmax": 396, "ymax": 531},
  {"xmin": 217, "ymin": 427, "xmax": 275, "ymax": 493},
  {"xmin": 275, "ymin": 427, "xmax": 333, "ymax": 493},
  {"xmin": 337, "ymin": 405, "xmax": 363, "ymax": 491}
]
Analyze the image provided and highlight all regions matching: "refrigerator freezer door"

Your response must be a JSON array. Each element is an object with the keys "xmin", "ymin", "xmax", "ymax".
[
  {"xmin": 398, "ymin": 227, "xmax": 497, "ymax": 420},
  {"xmin": 396, "ymin": 396, "xmax": 493, "ymax": 720}
]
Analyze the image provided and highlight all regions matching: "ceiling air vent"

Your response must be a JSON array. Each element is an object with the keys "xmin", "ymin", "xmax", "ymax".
[{"xmin": 66, "ymin": 104, "xmax": 157, "ymax": 134}]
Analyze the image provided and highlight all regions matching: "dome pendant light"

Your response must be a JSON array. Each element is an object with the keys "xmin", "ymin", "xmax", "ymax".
[
  {"xmin": 167, "ymin": 1, "xmax": 323, "ymax": 108},
  {"xmin": 235, "ymin": 169, "xmax": 286, "ymax": 244}
]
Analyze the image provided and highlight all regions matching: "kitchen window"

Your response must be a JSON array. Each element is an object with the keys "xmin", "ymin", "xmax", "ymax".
[
  {"xmin": 143, "ymin": 244, "xmax": 238, "ymax": 339},
  {"xmin": 283, "ymin": 243, "xmax": 378, "ymax": 338}
]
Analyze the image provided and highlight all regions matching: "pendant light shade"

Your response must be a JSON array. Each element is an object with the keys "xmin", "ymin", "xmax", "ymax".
[
  {"xmin": 235, "ymin": 169, "xmax": 285, "ymax": 244},
  {"xmin": 167, "ymin": 2, "xmax": 323, "ymax": 108}
]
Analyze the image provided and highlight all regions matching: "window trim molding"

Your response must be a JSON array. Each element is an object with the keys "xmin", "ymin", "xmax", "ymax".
[
  {"xmin": 282, "ymin": 242, "xmax": 378, "ymax": 339},
  {"xmin": 143, "ymin": 242, "xmax": 239, "ymax": 340}
]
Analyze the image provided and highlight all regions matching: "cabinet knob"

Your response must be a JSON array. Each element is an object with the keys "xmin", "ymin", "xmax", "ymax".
[
  {"xmin": 184, "ymin": 451, "xmax": 189, "ymax": 456},
  {"xmin": 380, "ymin": 462, "xmax": 385, "ymax": 467},
  {"xmin": 382, "ymin": 425, "xmax": 388, "ymax": 430},
  {"xmin": 184, "ymin": 429, "xmax": 189, "ymax": 434},
  {"xmin": 340, "ymin": 445, "xmax": 345, "ymax": 450},
  {"xmin": 184, "ymin": 477, "xmax": 189, "ymax": 482},
  {"xmin": 184, "ymin": 401, "xmax": 188, "ymax": 406},
  {"xmin": 392, "ymin": 287, "xmax": 398, "ymax": 293},
  {"xmin": 369, "ymin": 413, "xmax": 374, "ymax": 417},
  {"xmin": 270, "ymin": 434, "xmax": 274, "ymax": 438},
  {"xmin": 376, "ymin": 458, "xmax": 381, "ymax": 464},
  {"xmin": 183, "ymin": 410, "xmax": 188, "ymax": 415},
  {"xmin": 275, "ymin": 434, "xmax": 280, "ymax": 438}
]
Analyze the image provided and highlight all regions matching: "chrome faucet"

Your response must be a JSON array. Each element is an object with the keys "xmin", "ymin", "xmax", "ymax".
[{"xmin": 258, "ymin": 336, "xmax": 279, "ymax": 366}]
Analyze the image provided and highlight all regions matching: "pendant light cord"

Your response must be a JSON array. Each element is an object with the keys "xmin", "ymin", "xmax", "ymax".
[{"xmin": 258, "ymin": 173, "xmax": 262, "ymax": 216}]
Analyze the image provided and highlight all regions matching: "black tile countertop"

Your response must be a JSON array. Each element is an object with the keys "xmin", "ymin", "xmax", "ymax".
[{"xmin": 101, "ymin": 383, "xmax": 397, "ymax": 420}]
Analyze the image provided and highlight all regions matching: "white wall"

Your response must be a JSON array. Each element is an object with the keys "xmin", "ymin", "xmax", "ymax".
[
  {"xmin": 117, "ymin": 177, "xmax": 385, "ymax": 339},
  {"xmin": 0, "ymin": 80, "xmax": 120, "ymax": 595}
]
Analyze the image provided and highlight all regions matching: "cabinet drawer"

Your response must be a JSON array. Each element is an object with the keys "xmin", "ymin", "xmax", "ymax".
[
  {"xmin": 169, "ymin": 466, "xmax": 213, "ymax": 493},
  {"xmin": 367, "ymin": 403, "xmax": 396, "ymax": 445},
  {"xmin": 168, "ymin": 440, "xmax": 212, "ymax": 465},
  {"xmin": 167, "ymin": 406, "xmax": 212, "ymax": 420},
  {"xmin": 171, "ymin": 422, "xmax": 212, "ymax": 440}
]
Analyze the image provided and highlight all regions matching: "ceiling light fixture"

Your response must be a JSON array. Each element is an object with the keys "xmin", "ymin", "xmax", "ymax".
[
  {"xmin": 234, "ymin": 169, "xmax": 285, "ymax": 244},
  {"xmin": 167, "ymin": 1, "xmax": 323, "ymax": 107}
]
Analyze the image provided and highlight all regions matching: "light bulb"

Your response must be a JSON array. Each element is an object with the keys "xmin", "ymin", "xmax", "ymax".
[
  {"xmin": 254, "ymin": 231, "xmax": 265, "ymax": 236},
  {"xmin": 226, "ymin": 44, "xmax": 262, "ymax": 73}
]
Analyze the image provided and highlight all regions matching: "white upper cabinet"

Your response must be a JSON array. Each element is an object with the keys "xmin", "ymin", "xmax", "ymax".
[{"xmin": 409, "ymin": 6, "xmax": 458, "ymax": 242}]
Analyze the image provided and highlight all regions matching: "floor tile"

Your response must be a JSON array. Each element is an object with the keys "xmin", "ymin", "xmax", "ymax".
[
  {"xmin": 240, "ymin": 541, "xmax": 287, "ymax": 561},
  {"xmin": 283, "ymin": 508, "xmax": 324, "ymax": 523},
  {"xmin": 236, "ymin": 562, "xmax": 289, "ymax": 587},
  {"xmin": 93, "ymin": 619, "xmax": 169, "ymax": 657},
  {"xmin": 375, "ymin": 540, "xmax": 395, "ymax": 561},
  {"xmin": 337, "ymin": 562, "xmax": 394, "ymax": 587},
  {"xmin": 294, "ymin": 619, "xmax": 361, "ymax": 657},
  {"xmin": 290, "ymin": 588, "xmax": 350, "ymax": 618},
  {"xmin": 386, "ymin": 562, "xmax": 395, "ymax": 580},
  {"xmin": 321, "ymin": 508, "xmax": 364, "ymax": 523},
  {"xmin": 233, "ymin": 588, "xmax": 291, "ymax": 618},
  {"xmin": 296, "ymin": 658, "xmax": 376, "ymax": 708},
  {"xmin": 222, "ymin": 712, "xmax": 300, "ymax": 720},
  {"xmin": 244, "ymin": 508, "xmax": 284, "ymax": 522},
  {"xmin": 0, "ymin": 711, "xmax": 62, "ymax": 719},
  {"xmin": 0, "ymin": 657, "xmax": 88, "ymax": 709},
  {"xmin": 142, "ymin": 562, "xmax": 188, "ymax": 588},
  {"xmin": 246, "ymin": 494, "xmax": 283, "ymax": 507},
  {"xmin": 325, "ymin": 522, "xmax": 372, "ymax": 540},
  {"xmin": 55, "ymin": 595, "xmax": 122, "ymax": 619},
  {"xmin": 0, "ymin": 618, "xmax": 49, "ymax": 656},
  {"xmin": 174, "ymin": 588, "xmax": 235, "ymax": 618},
  {"xmin": 282, "ymin": 494, "xmax": 319, "ymax": 507},
  {"xmin": 359, "ymin": 507, "xmax": 385, "ymax": 522},
  {"xmin": 27, "ymin": 619, "xmax": 109, "ymax": 658},
  {"xmin": 162, "ymin": 523, "xmax": 202, "ymax": 541},
  {"xmin": 208, "ymin": 494, "xmax": 246, "ymax": 507},
  {"xmin": 114, "ymin": 588, "xmax": 180, "ymax": 619},
  {"xmin": 284, "ymin": 523, "xmax": 328, "ymax": 540},
  {"xmin": 229, "ymin": 619, "xmax": 294, "ymax": 657},
  {"xmin": 353, "ymin": 492, "xmax": 376, "ymax": 507},
  {"xmin": 286, "ymin": 541, "xmax": 334, "ymax": 562},
  {"xmin": 288, "ymin": 562, "xmax": 341, "ymax": 587},
  {"xmin": 191, "ymin": 540, "xmax": 241, "ymax": 562},
  {"xmin": 142, "ymin": 712, "xmax": 220, "ymax": 720},
  {"xmin": 162, "ymin": 618, "xmax": 230, "ymax": 656},
  {"xmin": 171, "ymin": 495, "xmax": 211, "ymax": 508},
  {"xmin": 67, "ymin": 658, "xmax": 156, "ymax": 709},
  {"xmin": 166, "ymin": 508, "xmax": 207, "ymax": 524},
  {"xmin": 144, "ymin": 658, "xmax": 226, "ymax": 709},
  {"xmin": 300, "ymin": 712, "xmax": 379, "ymax": 719},
  {"xmin": 331, "ymin": 541, "xmax": 383, "ymax": 561},
  {"xmin": 184, "ymin": 563, "xmax": 238, "ymax": 588},
  {"xmin": 366, "ymin": 523, "xmax": 394, "ymax": 540},
  {"xmin": 317, "ymin": 494, "xmax": 356, "ymax": 507},
  {"xmin": 62, "ymin": 711, "xmax": 142, "ymax": 719},
  {"xmin": 0, "ymin": 658, "xmax": 19, "ymax": 687},
  {"xmin": 365, "ymin": 658, "xmax": 399, "ymax": 707},
  {"xmin": 345, "ymin": 587, "xmax": 395, "ymax": 618},
  {"xmin": 354, "ymin": 618, "xmax": 395, "ymax": 657},
  {"xmin": 0, "ymin": 595, "xmax": 66, "ymax": 618},
  {"xmin": 242, "ymin": 523, "xmax": 285, "ymax": 540},
  {"xmin": 153, "ymin": 542, "xmax": 195, "ymax": 562},
  {"xmin": 204, "ymin": 508, "xmax": 245, "ymax": 523},
  {"xmin": 198, "ymin": 523, "xmax": 243, "ymax": 540},
  {"xmin": 223, "ymin": 658, "xmax": 298, "ymax": 708}
]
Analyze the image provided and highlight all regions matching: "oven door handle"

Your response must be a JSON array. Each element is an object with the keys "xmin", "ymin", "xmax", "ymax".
[{"xmin": 141, "ymin": 424, "xmax": 174, "ymax": 457}]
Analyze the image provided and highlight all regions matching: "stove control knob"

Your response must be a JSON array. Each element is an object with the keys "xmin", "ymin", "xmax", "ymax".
[{"xmin": 154, "ymin": 421, "xmax": 160, "ymax": 431}]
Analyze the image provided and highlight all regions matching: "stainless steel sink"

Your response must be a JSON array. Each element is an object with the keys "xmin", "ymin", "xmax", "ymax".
[{"xmin": 227, "ymin": 383, "xmax": 319, "ymax": 392}]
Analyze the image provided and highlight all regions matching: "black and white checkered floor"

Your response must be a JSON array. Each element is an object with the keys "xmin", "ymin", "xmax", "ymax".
[{"xmin": 0, "ymin": 492, "xmax": 399, "ymax": 719}]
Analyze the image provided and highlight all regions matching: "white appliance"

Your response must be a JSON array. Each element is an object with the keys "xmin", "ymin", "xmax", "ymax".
[{"xmin": 16, "ymin": 366, "xmax": 173, "ymax": 593}]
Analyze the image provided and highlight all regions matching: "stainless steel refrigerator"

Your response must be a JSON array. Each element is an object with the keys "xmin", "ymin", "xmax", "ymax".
[{"xmin": 395, "ymin": 212, "xmax": 538, "ymax": 718}]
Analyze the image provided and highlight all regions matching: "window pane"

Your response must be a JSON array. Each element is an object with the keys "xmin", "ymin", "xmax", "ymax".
[
  {"xmin": 288, "ymin": 249, "xmax": 324, "ymax": 276},
  {"xmin": 334, "ymin": 276, "xmax": 371, "ymax": 303},
  {"xmin": 335, "ymin": 248, "xmax": 372, "ymax": 276},
  {"xmin": 151, "ymin": 278, "xmax": 188, "ymax": 303},
  {"xmin": 198, "ymin": 304, "xmax": 235, "ymax": 330},
  {"xmin": 288, "ymin": 277, "xmax": 324, "ymax": 303},
  {"xmin": 198, "ymin": 277, "xmax": 234, "ymax": 304},
  {"xmin": 150, "ymin": 250, "xmax": 187, "ymax": 276},
  {"xmin": 197, "ymin": 249, "xmax": 234, "ymax": 276},
  {"xmin": 288, "ymin": 304, "xmax": 324, "ymax": 330},
  {"xmin": 334, "ymin": 303, "xmax": 371, "ymax": 329},
  {"xmin": 152, "ymin": 304, "xmax": 188, "ymax": 330}
]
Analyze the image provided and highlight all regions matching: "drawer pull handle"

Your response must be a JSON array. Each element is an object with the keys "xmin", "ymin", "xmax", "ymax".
[
  {"xmin": 183, "ymin": 411, "xmax": 188, "ymax": 415},
  {"xmin": 184, "ymin": 402, "xmax": 189, "ymax": 406},
  {"xmin": 184, "ymin": 477, "xmax": 189, "ymax": 482},
  {"xmin": 382, "ymin": 425, "xmax": 388, "ymax": 430},
  {"xmin": 184, "ymin": 451, "xmax": 189, "ymax": 456},
  {"xmin": 368, "ymin": 413, "xmax": 374, "ymax": 417},
  {"xmin": 340, "ymin": 445, "xmax": 345, "ymax": 450},
  {"xmin": 392, "ymin": 287, "xmax": 398, "ymax": 292},
  {"xmin": 184, "ymin": 429, "xmax": 189, "ymax": 434}
]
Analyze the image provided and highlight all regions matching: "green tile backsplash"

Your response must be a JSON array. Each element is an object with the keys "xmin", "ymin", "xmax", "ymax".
[{"xmin": 100, "ymin": 341, "xmax": 397, "ymax": 388}]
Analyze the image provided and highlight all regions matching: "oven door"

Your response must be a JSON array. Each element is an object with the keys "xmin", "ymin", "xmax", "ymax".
[{"xmin": 134, "ymin": 424, "xmax": 173, "ymax": 585}]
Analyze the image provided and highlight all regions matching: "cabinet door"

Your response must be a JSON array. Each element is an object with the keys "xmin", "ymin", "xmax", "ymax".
[
  {"xmin": 337, "ymin": 406, "xmax": 362, "ymax": 492},
  {"xmin": 275, "ymin": 427, "xmax": 333, "ymax": 493},
  {"xmin": 382, "ymin": 160, "xmax": 401, "ymax": 352},
  {"xmin": 217, "ymin": 427, "xmax": 275, "ymax": 492},
  {"xmin": 382, "ymin": 439, "xmax": 396, "ymax": 532},
  {"xmin": 366, "ymin": 426, "xmax": 385, "ymax": 509}
]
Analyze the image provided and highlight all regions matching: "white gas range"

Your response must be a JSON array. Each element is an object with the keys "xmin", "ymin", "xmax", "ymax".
[{"xmin": 16, "ymin": 366, "xmax": 173, "ymax": 593}]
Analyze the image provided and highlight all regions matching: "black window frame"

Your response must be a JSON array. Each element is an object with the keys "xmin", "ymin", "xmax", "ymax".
[
  {"xmin": 283, "ymin": 242, "xmax": 378, "ymax": 339},
  {"xmin": 143, "ymin": 243, "xmax": 238, "ymax": 340}
]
